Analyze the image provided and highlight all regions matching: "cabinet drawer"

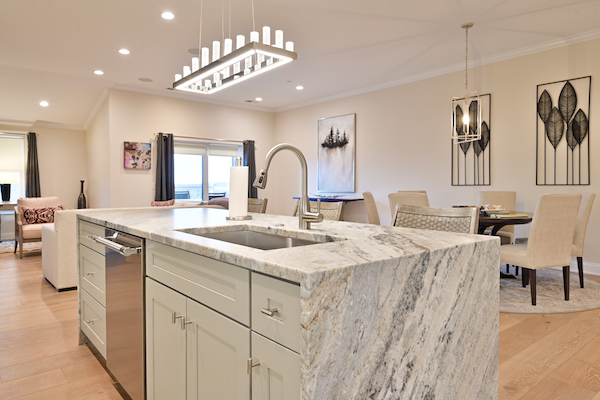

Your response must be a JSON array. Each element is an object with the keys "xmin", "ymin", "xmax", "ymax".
[
  {"xmin": 81, "ymin": 288, "xmax": 107, "ymax": 359},
  {"xmin": 80, "ymin": 244, "xmax": 106, "ymax": 306},
  {"xmin": 146, "ymin": 241, "xmax": 250, "ymax": 326},
  {"xmin": 251, "ymin": 273, "xmax": 300, "ymax": 353},
  {"xmin": 79, "ymin": 220, "xmax": 106, "ymax": 254},
  {"xmin": 251, "ymin": 332, "xmax": 300, "ymax": 400}
]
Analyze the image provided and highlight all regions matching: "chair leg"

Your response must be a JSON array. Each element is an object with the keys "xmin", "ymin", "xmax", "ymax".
[
  {"xmin": 516, "ymin": 266, "xmax": 519, "ymax": 276},
  {"xmin": 522, "ymin": 267, "xmax": 528, "ymax": 287},
  {"xmin": 577, "ymin": 257, "xmax": 584, "ymax": 288},
  {"xmin": 563, "ymin": 266, "xmax": 570, "ymax": 301},
  {"xmin": 19, "ymin": 240, "xmax": 23, "ymax": 259},
  {"xmin": 530, "ymin": 270, "xmax": 537, "ymax": 306},
  {"xmin": 14, "ymin": 239, "xmax": 17, "ymax": 253},
  {"xmin": 506, "ymin": 264, "xmax": 509, "ymax": 274}
]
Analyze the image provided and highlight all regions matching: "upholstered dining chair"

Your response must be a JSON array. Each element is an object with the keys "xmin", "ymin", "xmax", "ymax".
[
  {"xmin": 391, "ymin": 204, "xmax": 479, "ymax": 234},
  {"xmin": 500, "ymin": 193, "xmax": 581, "ymax": 306},
  {"xmin": 362, "ymin": 191, "xmax": 380, "ymax": 225},
  {"xmin": 248, "ymin": 198, "xmax": 268, "ymax": 213},
  {"xmin": 293, "ymin": 200, "xmax": 344, "ymax": 221},
  {"xmin": 478, "ymin": 191, "xmax": 517, "ymax": 245},
  {"xmin": 14, "ymin": 196, "xmax": 66, "ymax": 259},
  {"xmin": 388, "ymin": 192, "xmax": 430, "ymax": 219},
  {"xmin": 572, "ymin": 193, "xmax": 596, "ymax": 288}
]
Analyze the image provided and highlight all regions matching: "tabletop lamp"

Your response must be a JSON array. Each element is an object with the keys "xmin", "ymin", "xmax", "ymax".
[{"xmin": 0, "ymin": 172, "xmax": 18, "ymax": 202}]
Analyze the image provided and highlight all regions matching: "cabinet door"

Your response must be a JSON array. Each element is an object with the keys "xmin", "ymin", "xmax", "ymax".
[
  {"xmin": 146, "ymin": 278, "xmax": 187, "ymax": 400},
  {"xmin": 251, "ymin": 333, "xmax": 300, "ymax": 400},
  {"xmin": 186, "ymin": 298, "xmax": 250, "ymax": 400}
]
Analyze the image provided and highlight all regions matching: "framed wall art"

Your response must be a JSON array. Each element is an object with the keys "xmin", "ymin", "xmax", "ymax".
[
  {"xmin": 318, "ymin": 113, "xmax": 356, "ymax": 193},
  {"xmin": 536, "ymin": 76, "xmax": 591, "ymax": 185},
  {"xmin": 124, "ymin": 142, "xmax": 152, "ymax": 170},
  {"xmin": 451, "ymin": 93, "xmax": 491, "ymax": 186}
]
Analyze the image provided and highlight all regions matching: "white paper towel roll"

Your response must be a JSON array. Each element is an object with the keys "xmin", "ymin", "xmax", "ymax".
[{"xmin": 229, "ymin": 166, "xmax": 248, "ymax": 218}]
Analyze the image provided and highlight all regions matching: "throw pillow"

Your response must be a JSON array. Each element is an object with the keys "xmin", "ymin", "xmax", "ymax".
[
  {"xmin": 151, "ymin": 199, "xmax": 175, "ymax": 207},
  {"xmin": 21, "ymin": 205, "xmax": 63, "ymax": 225}
]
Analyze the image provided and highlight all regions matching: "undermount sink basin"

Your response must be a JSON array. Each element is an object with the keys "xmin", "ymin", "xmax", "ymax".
[{"xmin": 177, "ymin": 227, "xmax": 336, "ymax": 250}]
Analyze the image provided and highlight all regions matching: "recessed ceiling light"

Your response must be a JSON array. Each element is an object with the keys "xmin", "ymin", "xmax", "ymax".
[
  {"xmin": 94, "ymin": 70, "xmax": 104, "ymax": 75},
  {"xmin": 39, "ymin": 101, "xmax": 49, "ymax": 107},
  {"xmin": 139, "ymin": 78, "xmax": 153, "ymax": 82},
  {"xmin": 255, "ymin": 97, "xmax": 263, "ymax": 102},
  {"xmin": 161, "ymin": 11, "xmax": 174, "ymax": 20},
  {"xmin": 296, "ymin": 85, "xmax": 304, "ymax": 90},
  {"xmin": 119, "ymin": 49, "xmax": 130, "ymax": 55}
]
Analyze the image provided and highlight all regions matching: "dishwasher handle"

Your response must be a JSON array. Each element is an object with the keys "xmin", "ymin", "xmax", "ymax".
[{"xmin": 89, "ymin": 235, "xmax": 142, "ymax": 256}]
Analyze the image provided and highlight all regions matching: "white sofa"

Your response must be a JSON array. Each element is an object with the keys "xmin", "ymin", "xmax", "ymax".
[{"xmin": 41, "ymin": 204, "xmax": 225, "ymax": 291}]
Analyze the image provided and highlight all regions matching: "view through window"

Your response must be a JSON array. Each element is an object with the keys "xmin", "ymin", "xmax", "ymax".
[
  {"xmin": 0, "ymin": 135, "xmax": 25, "ymax": 202},
  {"xmin": 174, "ymin": 141, "xmax": 241, "ymax": 201}
]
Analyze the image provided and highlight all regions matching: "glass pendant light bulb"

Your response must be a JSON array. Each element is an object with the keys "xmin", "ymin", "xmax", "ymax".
[
  {"xmin": 192, "ymin": 57, "xmax": 199, "ymax": 72},
  {"xmin": 262, "ymin": 26, "xmax": 270, "ymax": 45},
  {"xmin": 275, "ymin": 30, "xmax": 283, "ymax": 48},
  {"xmin": 212, "ymin": 41, "xmax": 220, "ymax": 62},
  {"xmin": 175, "ymin": 73, "xmax": 182, "ymax": 81},
  {"xmin": 183, "ymin": 66, "xmax": 191, "ymax": 77},
  {"xmin": 236, "ymin": 35, "xmax": 245, "ymax": 49},
  {"xmin": 201, "ymin": 48, "xmax": 209, "ymax": 68},
  {"xmin": 250, "ymin": 31, "xmax": 259, "ymax": 43},
  {"xmin": 224, "ymin": 38, "xmax": 232, "ymax": 56},
  {"xmin": 285, "ymin": 42, "xmax": 294, "ymax": 52}
]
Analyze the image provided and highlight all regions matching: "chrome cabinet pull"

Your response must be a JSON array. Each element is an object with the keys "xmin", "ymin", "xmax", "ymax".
[
  {"xmin": 247, "ymin": 358, "xmax": 260, "ymax": 374},
  {"xmin": 261, "ymin": 307, "xmax": 278, "ymax": 317},
  {"xmin": 182, "ymin": 318, "xmax": 193, "ymax": 330},
  {"xmin": 84, "ymin": 319, "xmax": 97, "ymax": 325},
  {"xmin": 172, "ymin": 312, "xmax": 184, "ymax": 324},
  {"xmin": 85, "ymin": 272, "xmax": 95, "ymax": 276}
]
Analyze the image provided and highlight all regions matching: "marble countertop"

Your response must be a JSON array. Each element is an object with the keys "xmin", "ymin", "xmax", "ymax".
[{"xmin": 78, "ymin": 207, "xmax": 497, "ymax": 284}]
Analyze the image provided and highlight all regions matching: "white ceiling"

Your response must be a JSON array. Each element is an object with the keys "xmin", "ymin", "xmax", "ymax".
[{"xmin": 2, "ymin": 0, "xmax": 600, "ymax": 130}]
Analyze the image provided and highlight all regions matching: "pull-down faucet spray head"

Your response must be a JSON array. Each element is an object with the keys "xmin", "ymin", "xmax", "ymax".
[{"xmin": 253, "ymin": 169, "xmax": 267, "ymax": 189}]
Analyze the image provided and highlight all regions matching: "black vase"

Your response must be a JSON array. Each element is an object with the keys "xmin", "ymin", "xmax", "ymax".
[{"xmin": 78, "ymin": 180, "xmax": 87, "ymax": 209}]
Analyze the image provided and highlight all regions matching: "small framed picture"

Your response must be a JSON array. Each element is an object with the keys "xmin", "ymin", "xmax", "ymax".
[{"xmin": 124, "ymin": 142, "xmax": 151, "ymax": 170}]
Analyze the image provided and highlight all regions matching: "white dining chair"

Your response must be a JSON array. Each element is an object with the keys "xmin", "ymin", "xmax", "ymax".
[{"xmin": 362, "ymin": 191, "xmax": 380, "ymax": 225}]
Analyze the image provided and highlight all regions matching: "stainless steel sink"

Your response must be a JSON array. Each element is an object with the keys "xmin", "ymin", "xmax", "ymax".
[{"xmin": 178, "ymin": 229, "xmax": 329, "ymax": 250}]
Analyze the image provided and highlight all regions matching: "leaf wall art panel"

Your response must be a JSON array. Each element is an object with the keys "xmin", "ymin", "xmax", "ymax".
[
  {"xmin": 452, "ymin": 94, "xmax": 491, "ymax": 186},
  {"xmin": 536, "ymin": 76, "xmax": 591, "ymax": 185}
]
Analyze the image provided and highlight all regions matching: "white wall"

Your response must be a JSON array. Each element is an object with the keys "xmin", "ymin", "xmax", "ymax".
[
  {"xmin": 1, "ymin": 126, "xmax": 87, "ymax": 240},
  {"xmin": 105, "ymin": 89, "xmax": 277, "ymax": 208},
  {"xmin": 86, "ymin": 97, "xmax": 110, "ymax": 208},
  {"xmin": 271, "ymin": 38, "xmax": 600, "ymax": 264}
]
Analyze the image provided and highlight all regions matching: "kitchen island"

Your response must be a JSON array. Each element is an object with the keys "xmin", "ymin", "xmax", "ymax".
[{"xmin": 78, "ymin": 207, "xmax": 499, "ymax": 400}]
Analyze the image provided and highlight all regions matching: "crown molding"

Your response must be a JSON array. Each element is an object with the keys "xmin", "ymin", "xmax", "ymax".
[
  {"xmin": 275, "ymin": 28, "xmax": 600, "ymax": 113},
  {"xmin": 83, "ymin": 88, "xmax": 109, "ymax": 130},
  {"xmin": 110, "ymin": 84, "xmax": 277, "ymax": 113}
]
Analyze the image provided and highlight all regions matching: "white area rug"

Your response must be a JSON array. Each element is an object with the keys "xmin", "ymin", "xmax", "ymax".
[
  {"xmin": 500, "ymin": 268, "xmax": 600, "ymax": 314},
  {"xmin": 0, "ymin": 241, "xmax": 42, "ymax": 254}
]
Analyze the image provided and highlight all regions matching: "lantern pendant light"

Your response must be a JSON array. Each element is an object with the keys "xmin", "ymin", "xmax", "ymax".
[{"xmin": 451, "ymin": 23, "xmax": 481, "ymax": 144}]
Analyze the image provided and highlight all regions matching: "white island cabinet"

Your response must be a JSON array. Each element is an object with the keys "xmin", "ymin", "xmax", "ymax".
[
  {"xmin": 77, "ymin": 208, "xmax": 499, "ymax": 400},
  {"xmin": 145, "ymin": 240, "xmax": 300, "ymax": 400}
]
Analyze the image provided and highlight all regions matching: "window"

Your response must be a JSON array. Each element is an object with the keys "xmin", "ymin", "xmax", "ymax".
[
  {"xmin": 174, "ymin": 140, "xmax": 242, "ymax": 201},
  {"xmin": 0, "ymin": 135, "xmax": 26, "ymax": 202}
]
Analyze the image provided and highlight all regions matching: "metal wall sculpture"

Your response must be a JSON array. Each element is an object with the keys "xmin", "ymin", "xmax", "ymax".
[
  {"xmin": 536, "ymin": 76, "xmax": 591, "ymax": 185},
  {"xmin": 451, "ymin": 93, "xmax": 491, "ymax": 186}
]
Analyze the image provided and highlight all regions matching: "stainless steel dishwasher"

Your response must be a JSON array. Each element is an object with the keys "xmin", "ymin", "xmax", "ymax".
[{"xmin": 93, "ymin": 229, "xmax": 144, "ymax": 400}]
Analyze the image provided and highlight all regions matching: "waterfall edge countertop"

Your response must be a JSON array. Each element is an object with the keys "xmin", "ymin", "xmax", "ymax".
[{"xmin": 78, "ymin": 207, "xmax": 500, "ymax": 400}]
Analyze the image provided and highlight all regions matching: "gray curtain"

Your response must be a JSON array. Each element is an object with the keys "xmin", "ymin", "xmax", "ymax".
[
  {"xmin": 155, "ymin": 133, "xmax": 175, "ymax": 201},
  {"xmin": 243, "ymin": 140, "xmax": 257, "ymax": 199},
  {"xmin": 26, "ymin": 132, "xmax": 41, "ymax": 197}
]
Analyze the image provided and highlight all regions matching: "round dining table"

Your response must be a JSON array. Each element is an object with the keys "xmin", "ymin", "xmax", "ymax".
[{"xmin": 478, "ymin": 212, "xmax": 533, "ymax": 235}]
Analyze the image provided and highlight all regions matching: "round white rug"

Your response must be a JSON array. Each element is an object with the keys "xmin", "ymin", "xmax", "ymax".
[
  {"xmin": 500, "ymin": 268, "xmax": 600, "ymax": 314},
  {"xmin": 0, "ymin": 241, "xmax": 42, "ymax": 254}
]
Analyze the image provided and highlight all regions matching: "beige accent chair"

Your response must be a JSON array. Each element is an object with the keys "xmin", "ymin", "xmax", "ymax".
[
  {"xmin": 248, "ymin": 198, "xmax": 268, "ymax": 213},
  {"xmin": 478, "ymin": 191, "xmax": 516, "ymax": 245},
  {"xmin": 392, "ymin": 204, "xmax": 479, "ymax": 234},
  {"xmin": 14, "ymin": 196, "xmax": 66, "ymax": 259},
  {"xmin": 389, "ymin": 192, "xmax": 430, "ymax": 219},
  {"xmin": 293, "ymin": 200, "xmax": 344, "ymax": 221},
  {"xmin": 362, "ymin": 192, "xmax": 380, "ymax": 225},
  {"xmin": 572, "ymin": 193, "xmax": 596, "ymax": 288},
  {"xmin": 500, "ymin": 194, "xmax": 581, "ymax": 306}
]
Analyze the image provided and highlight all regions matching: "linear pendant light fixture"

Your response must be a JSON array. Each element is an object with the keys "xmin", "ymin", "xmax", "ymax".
[
  {"xmin": 173, "ymin": 0, "xmax": 297, "ymax": 95},
  {"xmin": 451, "ymin": 22, "xmax": 481, "ymax": 144}
]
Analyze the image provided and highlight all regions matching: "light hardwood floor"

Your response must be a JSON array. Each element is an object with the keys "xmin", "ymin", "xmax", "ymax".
[
  {"xmin": 2, "ymin": 251, "xmax": 600, "ymax": 399},
  {"xmin": 0, "ymin": 251, "xmax": 121, "ymax": 400}
]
